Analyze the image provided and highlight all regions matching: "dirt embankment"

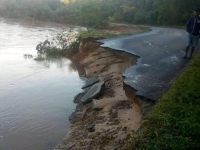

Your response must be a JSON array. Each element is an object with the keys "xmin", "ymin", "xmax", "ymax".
[{"xmin": 55, "ymin": 26, "xmax": 152, "ymax": 150}]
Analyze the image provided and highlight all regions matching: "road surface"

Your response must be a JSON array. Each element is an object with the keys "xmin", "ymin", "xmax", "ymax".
[{"xmin": 98, "ymin": 27, "xmax": 199, "ymax": 102}]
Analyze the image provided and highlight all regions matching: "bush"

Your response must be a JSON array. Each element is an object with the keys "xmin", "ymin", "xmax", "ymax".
[{"xmin": 36, "ymin": 29, "xmax": 81, "ymax": 58}]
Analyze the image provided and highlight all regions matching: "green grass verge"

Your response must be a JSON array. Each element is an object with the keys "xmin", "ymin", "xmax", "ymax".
[
  {"xmin": 126, "ymin": 54, "xmax": 200, "ymax": 150},
  {"xmin": 79, "ymin": 29, "xmax": 129, "ymax": 39}
]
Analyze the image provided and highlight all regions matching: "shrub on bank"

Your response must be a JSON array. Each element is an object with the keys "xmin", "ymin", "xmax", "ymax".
[
  {"xmin": 36, "ymin": 30, "xmax": 81, "ymax": 58},
  {"xmin": 125, "ymin": 54, "xmax": 200, "ymax": 150},
  {"xmin": 45, "ymin": 40, "xmax": 80, "ymax": 58}
]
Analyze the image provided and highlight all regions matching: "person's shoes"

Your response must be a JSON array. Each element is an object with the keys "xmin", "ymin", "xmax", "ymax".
[{"xmin": 183, "ymin": 55, "xmax": 187, "ymax": 59}]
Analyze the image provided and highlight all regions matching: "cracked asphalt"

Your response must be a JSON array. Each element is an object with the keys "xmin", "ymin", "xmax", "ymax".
[{"xmin": 98, "ymin": 27, "xmax": 200, "ymax": 101}]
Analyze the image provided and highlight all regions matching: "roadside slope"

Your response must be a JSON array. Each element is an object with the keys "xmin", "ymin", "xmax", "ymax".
[
  {"xmin": 55, "ymin": 39, "xmax": 142, "ymax": 150},
  {"xmin": 125, "ymin": 54, "xmax": 200, "ymax": 150}
]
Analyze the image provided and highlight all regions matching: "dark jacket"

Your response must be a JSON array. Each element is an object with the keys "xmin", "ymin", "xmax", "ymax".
[{"xmin": 186, "ymin": 17, "xmax": 200, "ymax": 36}]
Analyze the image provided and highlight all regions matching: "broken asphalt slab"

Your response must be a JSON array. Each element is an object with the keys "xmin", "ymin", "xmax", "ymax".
[
  {"xmin": 82, "ymin": 76, "xmax": 99, "ymax": 89},
  {"xmin": 64, "ymin": 142, "xmax": 75, "ymax": 150},
  {"xmin": 98, "ymin": 27, "xmax": 200, "ymax": 102},
  {"xmin": 81, "ymin": 81, "xmax": 105, "ymax": 103}
]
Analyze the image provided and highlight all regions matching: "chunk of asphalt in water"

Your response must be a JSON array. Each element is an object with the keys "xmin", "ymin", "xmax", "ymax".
[
  {"xmin": 64, "ymin": 142, "xmax": 75, "ymax": 150},
  {"xmin": 82, "ymin": 76, "xmax": 99, "ymax": 89},
  {"xmin": 73, "ymin": 91, "xmax": 87, "ymax": 104},
  {"xmin": 81, "ymin": 81, "xmax": 105, "ymax": 103}
]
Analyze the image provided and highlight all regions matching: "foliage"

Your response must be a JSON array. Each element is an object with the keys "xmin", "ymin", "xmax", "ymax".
[
  {"xmin": 34, "ymin": 55, "xmax": 46, "ymax": 61},
  {"xmin": 0, "ymin": 0, "xmax": 200, "ymax": 27},
  {"xmin": 125, "ymin": 54, "xmax": 200, "ymax": 150},
  {"xmin": 79, "ymin": 29, "xmax": 128, "ymax": 39},
  {"xmin": 36, "ymin": 29, "xmax": 81, "ymax": 57}
]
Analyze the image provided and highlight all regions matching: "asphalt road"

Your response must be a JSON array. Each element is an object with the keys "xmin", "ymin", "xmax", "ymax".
[{"xmin": 98, "ymin": 27, "xmax": 200, "ymax": 102}]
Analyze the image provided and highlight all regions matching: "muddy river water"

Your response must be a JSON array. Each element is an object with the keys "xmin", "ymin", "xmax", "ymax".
[{"xmin": 0, "ymin": 18, "xmax": 85, "ymax": 150}]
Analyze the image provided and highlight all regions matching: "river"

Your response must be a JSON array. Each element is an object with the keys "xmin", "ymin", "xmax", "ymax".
[{"xmin": 0, "ymin": 18, "xmax": 85, "ymax": 150}]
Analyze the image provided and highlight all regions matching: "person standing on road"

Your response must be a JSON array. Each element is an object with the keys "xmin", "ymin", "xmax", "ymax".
[{"xmin": 183, "ymin": 9, "xmax": 200, "ymax": 59}]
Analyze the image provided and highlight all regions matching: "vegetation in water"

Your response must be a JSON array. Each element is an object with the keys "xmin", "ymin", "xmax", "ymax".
[
  {"xmin": 36, "ymin": 29, "xmax": 81, "ymax": 58},
  {"xmin": 34, "ymin": 55, "xmax": 46, "ymax": 61},
  {"xmin": 125, "ymin": 54, "xmax": 200, "ymax": 150},
  {"xmin": 0, "ymin": 0, "xmax": 199, "ymax": 28}
]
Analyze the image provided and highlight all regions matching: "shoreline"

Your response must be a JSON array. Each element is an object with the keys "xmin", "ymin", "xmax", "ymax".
[{"xmin": 55, "ymin": 33, "xmax": 152, "ymax": 149}]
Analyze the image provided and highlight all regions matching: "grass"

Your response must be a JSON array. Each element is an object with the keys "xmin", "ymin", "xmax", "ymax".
[
  {"xmin": 125, "ymin": 54, "xmax": 200, "ymax": 150},
  {"xmin": 79, "ymin": 29, "xmax": 129, "ymax": 39}
]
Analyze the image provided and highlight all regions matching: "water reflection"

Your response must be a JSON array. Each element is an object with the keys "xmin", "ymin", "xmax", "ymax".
[{"xmin": 30, "ymin": 52, "xmax": 86, "ymax": 77}]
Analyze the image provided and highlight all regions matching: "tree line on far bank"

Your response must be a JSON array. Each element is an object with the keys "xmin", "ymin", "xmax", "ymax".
[{"xmin": 0, "ymin": 0, "xmax": 199, "ymax": 28}]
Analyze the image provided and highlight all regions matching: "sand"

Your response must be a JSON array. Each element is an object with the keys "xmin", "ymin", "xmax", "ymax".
[{"xmin": 55, "ymin": 25, "xmax": 151, "ymax": 150}]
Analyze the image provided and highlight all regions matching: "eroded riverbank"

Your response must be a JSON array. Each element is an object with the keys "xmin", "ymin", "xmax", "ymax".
[{"xmin": 55, "ymin": 37, "xmax": 152, "ymax": 149}]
